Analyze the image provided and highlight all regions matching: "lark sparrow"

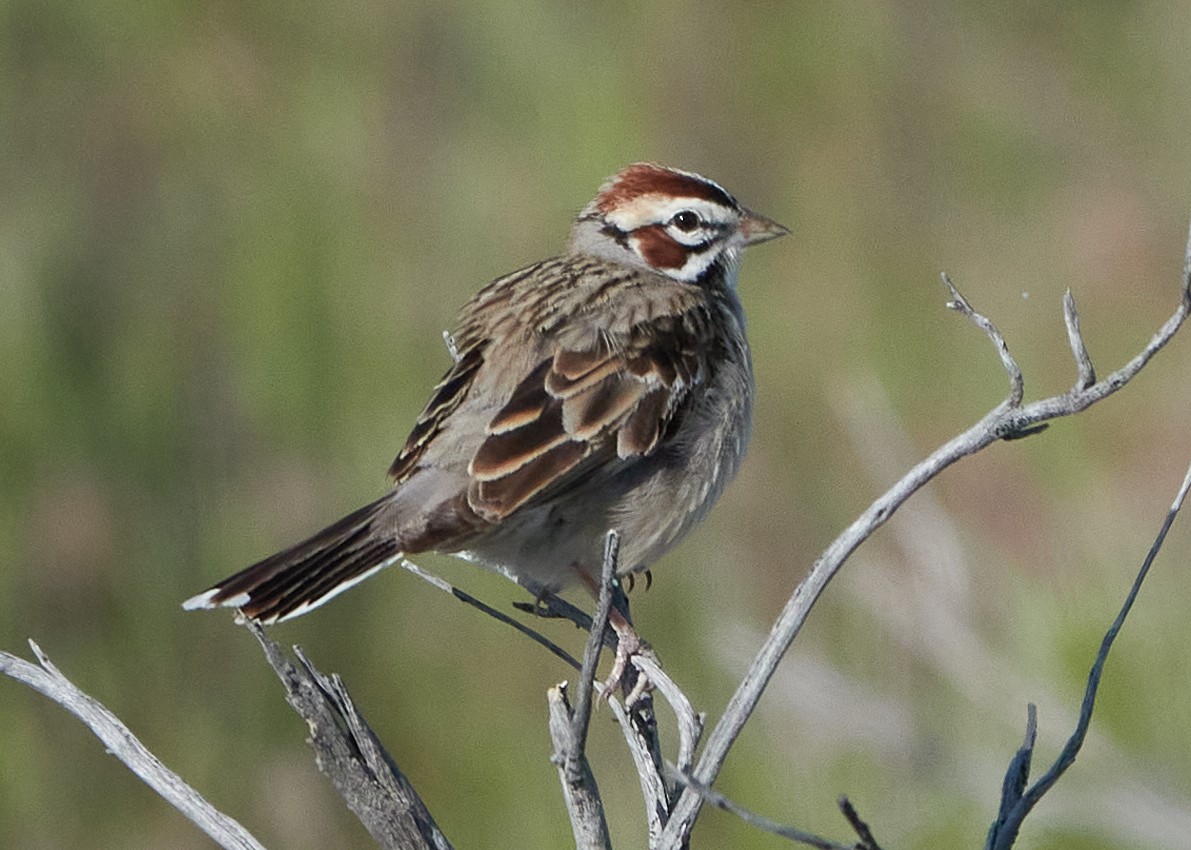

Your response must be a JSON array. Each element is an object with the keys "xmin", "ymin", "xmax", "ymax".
[{"xmin": 185, "ymin": 164, "xmax": 787, "ymax": 640}]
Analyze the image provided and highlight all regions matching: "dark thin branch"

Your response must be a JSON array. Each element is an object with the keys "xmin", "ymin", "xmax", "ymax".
[
  {"xmin": 987, "ymin": 702, "xmax": 1038, "ymax": 849},
  {"xmin": 514, "ymin": 591, "xmax": 620, "ymax": 648},
  {"xmin": 838, "ymin": 798, "xmax": 885, "ymax": 850},
  {"xmin": 247, "ymin": 622, "xmax": 453, "ymax": 850},
  {"xmin": 658, "ymin": 226, "xmax": 1191, "ymax": 847},
  {"xmin": 0, "ymin": 642, "xmax": 266, "ymax": 850},
  {"xmin": 670, "ymin": 769, "xmax": 855, "ymax": 850},
  {"xmin": 397, "ymin": 556, "xmax": 581, "ymax": 670},
  {"xmin": 985, "ymin": 460, "xmax": 1191, "ymax": 850}
]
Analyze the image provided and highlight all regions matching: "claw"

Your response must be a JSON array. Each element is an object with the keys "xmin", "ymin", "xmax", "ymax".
[{"xmin": 620, "ymin": 571, "xmax": 651, "ymax": 594}]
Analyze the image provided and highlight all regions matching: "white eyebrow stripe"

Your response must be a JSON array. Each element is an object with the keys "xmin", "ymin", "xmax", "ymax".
[{"xmin": 603, "ymin": 195, "xmax": 737, "ymax": 233}]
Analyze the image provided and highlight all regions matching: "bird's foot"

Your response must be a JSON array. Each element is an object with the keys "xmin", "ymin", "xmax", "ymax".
[{"xmin": 602, "ymin": 610, "xmax": 657, "ymax": 707}]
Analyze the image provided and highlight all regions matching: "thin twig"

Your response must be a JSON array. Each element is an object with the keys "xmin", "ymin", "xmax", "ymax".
[
  {"xmin": 943, "ymin": 273, "xmax": 1024, "ymax": 407},
  {"xmin": 1063, "ymin": 289, "xmax": 1096, "ymax": 389},
  {"xmin": 633, "ymin": 654, "xmax": 704, "ymax": 775},
  {"xmin": 838, "ymin": 797, "xmax": 885, "ymax": 850},
  {"xmin": 985, "ymin": 460, "xmax": 1191, "ymax": 850},
  {"xmin": 396, "ymin": 557, "xmax": 581, "ymax": 670},
  {"xmin": 658, "ymin": 231, "xmax": 1191, "ymax": 847},
  {"xmin": 0, "ymin": 643, "xmax": 266, "ymax": 850},
  {"xmin": 567, "ymin": 530, "xmax": 620, "ymax": 781}
]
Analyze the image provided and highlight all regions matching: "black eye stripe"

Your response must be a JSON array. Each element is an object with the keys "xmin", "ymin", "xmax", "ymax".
[
  {"xmin": 598, "ymin": 221, "xmax": 631, "ymax": 248},
  {"xmin": 668, "ymin": 219, "xmax": 728, "ymax": 249}
]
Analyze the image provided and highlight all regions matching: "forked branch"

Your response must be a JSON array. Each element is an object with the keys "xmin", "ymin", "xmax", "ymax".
[{"xmin": 656, "ymin": 218, "xmax": 1191, "ymax": 847}]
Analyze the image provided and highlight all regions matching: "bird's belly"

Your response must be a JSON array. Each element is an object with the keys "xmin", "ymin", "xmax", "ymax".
[
  {"xmin": 454, "ymin": 434, "xmax": 744, "ymax": 594},
  {"xmin": 453, "ymin": 493, "xmax": 623, "ymax": 594}
]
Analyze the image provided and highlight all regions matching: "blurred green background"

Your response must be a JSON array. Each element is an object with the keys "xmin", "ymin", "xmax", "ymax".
[{"xmin": 3, "ymin": 1, "xmax": 1190, "ymax": 847}]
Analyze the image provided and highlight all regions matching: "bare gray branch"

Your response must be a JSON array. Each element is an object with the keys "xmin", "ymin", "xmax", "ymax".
[
  {"xmin": 549, "ymin": 684, "xmax": 614, "ymax": 850},
  {"xmin": 1063, "ymin": 289, "xmax": 1096, "ymax": 389},
  {"xmin": 567, "ymin": 530, "xmax": 620, "ymax": 782},
  {"xmin": 0, "ymin": 643, "xmax": 266, "ymax": 850},
  {"xmin": 632, "ymin": 654, "xmax": 703, "ymax": 775},
  {"xmin": 657, "ymin": 242, "xmax": 1191, "ymax": 848},
  {"xmin": 247, "ymin": 623, "xmax": 453, "ymax": 850},
  {"xmin": 603, "ymin": 692, "xmax": 672, "ymax": 846}
]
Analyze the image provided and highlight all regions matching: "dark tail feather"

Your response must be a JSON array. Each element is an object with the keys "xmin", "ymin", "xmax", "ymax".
[{"xmin": 183, "ymin": 496, "xmax": 400, "ymax": 624}]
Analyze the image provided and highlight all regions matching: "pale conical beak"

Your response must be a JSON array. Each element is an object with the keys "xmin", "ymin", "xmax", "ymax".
[{"xmin": 740, "ymin": 210, "xmax": 790, "ymax": 247}]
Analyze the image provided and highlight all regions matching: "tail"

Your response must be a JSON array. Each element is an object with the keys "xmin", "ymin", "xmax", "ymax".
[{"xmin": 183, "ymin": 496, "xmax": 400, "ymax": 624}]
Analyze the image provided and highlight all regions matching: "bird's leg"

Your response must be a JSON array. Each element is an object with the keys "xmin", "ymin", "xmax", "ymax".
[
  {"xmin": 577, "ymin": 567, "xmax": 657, "ymax": 706},
  {"xmin": 528, "ymin": 585, "xmax": 553, "ymax": 617}
]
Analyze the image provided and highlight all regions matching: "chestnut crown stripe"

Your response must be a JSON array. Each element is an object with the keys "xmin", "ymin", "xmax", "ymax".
[{"xmin": 594, "ymin": 163, "xmax": 738, "ymax": 213}]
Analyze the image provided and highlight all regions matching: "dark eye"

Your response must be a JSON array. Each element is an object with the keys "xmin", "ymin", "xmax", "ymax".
[{"xmin": 669, "ymin": 210, "xmax": 702, "ymax": 232}]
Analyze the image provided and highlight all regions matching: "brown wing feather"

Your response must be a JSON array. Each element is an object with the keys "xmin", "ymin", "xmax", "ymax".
[
  {"xmin": 389, "ymin": 345, "xmax": 484, "ymax": 482},
  {"xmin": 485, "ymin": 359, "xmax": 552, "ymax": 434},
  {"xmin": 471, "ymin": 441, "xmax": 588, "ymax": 518},
  {"xmin": 563, "ymin": 376, "xmax": 647, "ymax": 440},
  {"xmin": 472, "ymin": 401, "xmax": 568, "ymax": 480},
  {"xmin": 616, "ymin": 386, "xmax": 670, "ymax": 457},
  {"xmin": 547, "ymin": 350, "xmax": 622, "ymax": 394},
  {"xmin": 466, "ymin": 331, "xmax": 703, "ymax": 522}
]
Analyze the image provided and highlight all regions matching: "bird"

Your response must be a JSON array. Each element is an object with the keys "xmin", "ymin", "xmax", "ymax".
[{"xmin": 184, "ymin": 163, "xmax": 787, "ymax": 679}]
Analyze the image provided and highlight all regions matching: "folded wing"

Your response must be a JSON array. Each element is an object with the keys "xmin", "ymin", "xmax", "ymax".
[{"xmin": 468, "ymin": 329, "xmax": 703, "ymax": 521}]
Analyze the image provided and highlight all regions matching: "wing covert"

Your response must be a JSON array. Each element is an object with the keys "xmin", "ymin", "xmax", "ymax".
[{"xmin": 468, "ymin": 332, "xmax": 702, "ymax": 521}]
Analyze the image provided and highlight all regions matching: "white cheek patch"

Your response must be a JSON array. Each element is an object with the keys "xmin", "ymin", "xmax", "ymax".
[{"xmin": 669, "ymin": 246, "xmax": 728, "ymax": 282}]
